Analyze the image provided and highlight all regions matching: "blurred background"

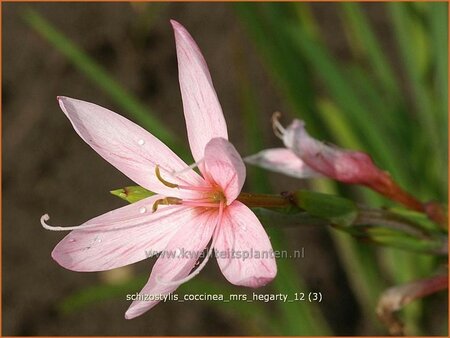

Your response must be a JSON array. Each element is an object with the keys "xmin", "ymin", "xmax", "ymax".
[{"xmin": 3, "ymin": 2, "xmax": 448, "ymax": 336}]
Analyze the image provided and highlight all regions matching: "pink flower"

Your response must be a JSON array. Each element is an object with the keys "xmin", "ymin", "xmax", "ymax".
[
  {"xmin": 248, "ymin": 116, "xmax": 426, "ymax": 213},
  {"xmin": 247, "ymin": 117, "xmax": 391, "ymax": 189},
  {"xmin": 41, "ymin": 20, "xmax": 276, "ymax": 319}
]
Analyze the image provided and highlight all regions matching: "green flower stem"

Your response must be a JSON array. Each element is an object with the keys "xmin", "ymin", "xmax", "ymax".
[
  {"xmin": 237, "ymin": 191, "xmax": 446, "ymax": 255},
  {"xmin": 252, "ymin": 208, "xmax": 331, "ymax": 228},
  {"xmin": 237, "ymin": 192, "xmax": 293, "ymax": 208},
  {"xmin": 355, "ymin": 207, "xmax": 435, "ymax": 239}
]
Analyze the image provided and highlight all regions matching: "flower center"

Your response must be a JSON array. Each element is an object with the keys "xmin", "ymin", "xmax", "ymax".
[
  {"xmin": 209, "ymin": 190, "xmax": 226, "ymax": 203},
  {"xmin": 153, "ymin": 165, "xmax": 226, "ymax": 212}
]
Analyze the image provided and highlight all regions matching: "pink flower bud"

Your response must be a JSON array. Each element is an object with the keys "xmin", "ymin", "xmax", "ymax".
[
  {"xmin": 247, "ymin": 115, "xmax": 432, "ymax": 215},
  {"xmin": 279, "ymin": 119, "xmax": 423, "ymax": 212},
  {"xmin": 283, "ymin": 119, "xmax": 391, "ymax": 188}
]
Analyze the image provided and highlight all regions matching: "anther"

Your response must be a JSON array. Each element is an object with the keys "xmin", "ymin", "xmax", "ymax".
[
  {"xmin": 272, "ymin": 111, "xmax": 286, "ymax": 139},
  {"xmin": 155, "ymin": 165, "xmax": 179, "ymax": 188},
  {"xmin": 152, "ymin": 197, "xmax": 182, "ymax": 212}
]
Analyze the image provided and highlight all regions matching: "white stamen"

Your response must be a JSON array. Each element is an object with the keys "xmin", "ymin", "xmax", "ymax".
[
  {"xmin": 272, "ymin": 111, "xmax": 286, "ymax": 140},
  {"xmin": 171, "ymin": 159, "xmax": 204, "ymax": 177},
  {"xmin": 138, "ymin": 139, "xmax": 145, "ymax": 146},
  {"xmin": 40, "ymin": 214, "xmax": 113, "ymax": 232},
  {"xmin": 40, "ymin": 206, "xmax": 173, "ymax": 233},
  {"xmin": 139, "ymin": 207, "xmax": 147, "ymax": 214}
]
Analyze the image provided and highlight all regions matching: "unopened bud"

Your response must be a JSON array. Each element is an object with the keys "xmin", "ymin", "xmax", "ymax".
[{"xmin": 283, "ymin": 119, "xmax": 389, "ymax": 187}]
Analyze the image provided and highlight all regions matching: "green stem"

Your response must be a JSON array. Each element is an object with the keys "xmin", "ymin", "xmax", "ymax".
[
  {"xmin": 238, "ymin": 192, "xmax": 446, "ymax": 255},
  {"xmin": 356, "ymin": 207, "xmax": 433, "ymax": 239},
  {"xmin": 237, "ymin": 192, "xmax": 293, "ymax": 208}
]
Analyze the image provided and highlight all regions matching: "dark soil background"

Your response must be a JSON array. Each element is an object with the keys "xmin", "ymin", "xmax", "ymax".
[{"xmin": 2, "ymin": 2, "xmax": 445, "ymax": 336}]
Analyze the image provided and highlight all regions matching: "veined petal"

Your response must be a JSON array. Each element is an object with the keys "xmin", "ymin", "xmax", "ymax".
[
  {"xmin": 58, "ymin": 96, "xmax": 204, "ymax": 196},
  {"xmin": 125, "ymin": 209, "xmax": 217, "ymax": 319},
  {"xmin": 245, "ymin": 148, "xmax": 322, "ymax": 179},
  {"xmin": 203, "ymin": 138, "xmax": 245, "ymax": 205},
  {"xmin": 171, "ymin": 20, "xmax": 228, "ymax": 164},
  {"xmin": 52, "ymin": 195, "xmax": 196, "ymax": 272},
  {"xmin": 283, "ymin": 119, "xmax": 387, "ymax": 185},
  {"xmin": 214, "ymin": 201, "xmax": 277, "ymax": 288}
]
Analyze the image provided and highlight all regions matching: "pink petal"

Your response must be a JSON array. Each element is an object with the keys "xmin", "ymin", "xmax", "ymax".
[
  {"xmin": 284, "ymin": 119, "xmax": 387, "ymax": 185},
  {"xmin": 52, "ymin": 195, "xmax": 197, "ymax": 272},
  {"xmin": 245, "ymin": 148, "xmax": 322, "ymax": 179},
  {"xmin": 125, "ymin": 209, "xmax": 217, "ymax": 319},
  {"xmin": 171, "ymin": 20, "xmax": 228, "ymax": 164},
  {"xmin": 58, "ymin": 96, "xmax": 204, "ymax": 196},
  {"xmin": 214, "ymin": 201, "xmax": 277, "ymax": 288},
  {"xmin": 203, "ymin": 138, "xmax": 245, "ymax": 205}
]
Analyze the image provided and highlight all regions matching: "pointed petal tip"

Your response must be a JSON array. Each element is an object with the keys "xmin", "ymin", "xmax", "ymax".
[
  {"xmin": 57, "ymin": 96, "xmax": 66, "ymax": 107},
  {"xmin": 51, "ymin": 247, "xmax": 74, "ymax": 272},
  {"xmin": 170, "ymin": 19, "xmax": 186, "ymax": 35},
  {"xmin": 50, "ymin": 247, "xmax": 59, "ymax": 263},
  {"xmin": 170, "ymin": 19, "xmax": 181, "ymax": 28},
  {"xmin": 57, "ymin": 95, "xmax": 70, "ymax": 103},
  {"xmin": 51, "ymin": 240, "xmax": 100, "ymax": 273},
  {"xmin": 51, "ymin": 244, "xmax": 87, "ymax": 272},
  {"xmin": 125, "ymin": 300, "xmax": 158, "ymax": 319},
  {"xmin": 124, "ymin": 309, "xmax": 136, "ymax": 320},
  {"xmin": 57, "ymin": 96, "xmax": 71, "ymax": 117},
  {"xmin": 57, "ymin": 96, "xmax": 74, "ymax": 113}
]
